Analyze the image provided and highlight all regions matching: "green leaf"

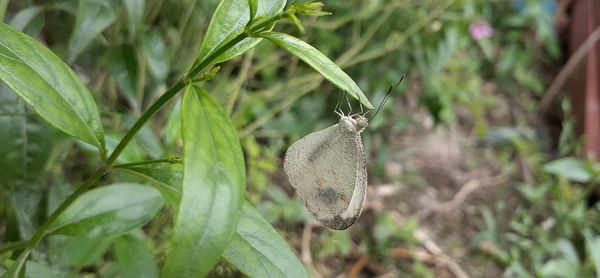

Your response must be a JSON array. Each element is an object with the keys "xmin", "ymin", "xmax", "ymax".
[
  {"xmin": 48, "ymin": 183, "xmax": 164, "ymax": 238},
  {"xmin": 47, "ymin": 234, "xmax": 112, "ymax": 268},
  {"xmin": 120, "ymin": 0, "xmax": 145, "ymax": 39},
  {"xmin": 8, "ymin": 6, "xmax": 44, "ymax": 32},
  {"xmin": 163, "ymin": 85, "xmax": 245, "ymax": 277},
  {"xmin": 68, "ymin": 0, "xmax": 117, "ymax": 62},
  {"xmin": 114, "ymin": 233, "xmax": 159, "ymax": 278},
  {"xmin": 196, "ymin": 0, "xmax": 285, "ymax": 64},
  {"xmin": 118, "ymin": 166, "xmax": 182, "ymax": 207},
  {"xmin": 260, "ymin": 32, "xmax": 374, "ymax": 109},
  {"xmin": 223, "ymin": 201, "xmax": 309, "ymax": 278},
  {"xmin": 25, "ymin": 261, "xmax": 63, "ymax": 278},
  {"xmin": 0, "ymin": 23, "xmax": 106, "ymax": 155},
  {"xmin": 543, "ymin": 157, "xmax": 592, "ymax": 183},
  {"xmin": 107, "ymin": 45, "xmax": 141, "ymax": 111},
  {"xmin": 83, "ymin": 166, "xmax": 308, "ymax": 276},
  {"xmin": 248, "ymin": 0, "xmax": 258, "ymax": 22},
  {"xmin": 0, "ymin": 84, "xmax": 64, "ymax": 188},
  {"xmin": 141, "ymin": 31, "xmax": 169, "ymax": 82},
  {"xmin": 585, "ymin": 231, "xmax": 600, "ymax": 277}
]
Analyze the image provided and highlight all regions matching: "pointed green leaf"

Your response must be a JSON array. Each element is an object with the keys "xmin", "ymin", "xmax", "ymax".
[
  {"xmin": 117, "ymin": 165, "xmax": 308, "ymax": 275},
  {"xmin": 223, "ymin": 201, "xmax": 309, "ymax": 278},
  {"xmin": 163, "ymin": 85, "xmax": 245, "ymax": 277},
  {"xmin": 197, "ymin": 0, "xmax": 285, "ymax": 64},
  {"xmin": 543, "ymin": 157, "xmax": 592, "ymax": 183},
  {"xmin": 48, "ymin": 183, "xmax": 164, "ymax": 238},
  {"xmin": 0, "ymin": 23, "xmax": 106, "ymax": 155},
  {"xmin": 260, "ymin": 32, "xmax": 374, "ymax": 109},
  {"xmin": 114, "ymin": 233, "xmax": 159, "ymax": 278},
  {"xmin": 68, "ymin": 0, "xmax": 117, "ymax": 62}
]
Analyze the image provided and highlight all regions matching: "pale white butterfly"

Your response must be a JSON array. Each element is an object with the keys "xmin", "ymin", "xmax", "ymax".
[{"xmin": 284, "ymin": 76, "xmax": 404, "ymax": 230}]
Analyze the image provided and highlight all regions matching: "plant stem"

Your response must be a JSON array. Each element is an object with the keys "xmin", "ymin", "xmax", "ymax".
[
  {"xmin": 113, "ymin": 157, "xmax": 181, "ymax": 169},
  {"xmin": 27, "ymin": 168, "xmax": 108, "ymax": 248},
  {"xmin": 106, "ymin": 11, "xmax": 286, "ymax": 165}
]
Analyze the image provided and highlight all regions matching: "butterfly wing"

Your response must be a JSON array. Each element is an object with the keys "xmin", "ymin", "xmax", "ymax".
[{"xmin": 284, "ymin": 124, "xmax": 367, "ymax": 230}]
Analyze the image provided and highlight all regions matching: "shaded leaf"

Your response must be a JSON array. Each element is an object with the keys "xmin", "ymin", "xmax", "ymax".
[
  {"xmin": 0, "ymin": 84, "xmax": 64, "ymax": 187},
  {"xmin": 196, "ymin": 0, "xmax": 285, "ymax": 64},
  {"xmin": 68, "ymin": 0, "xmax": 117, "ymax": 62},
  {"xmin": 114, "ymin": 233, "xmax": 159, "ymax": 278},
  {"xmin": 163, "ymin": 85, "xmax": 245, "ymax": 276},
  {"xmin": 141, "ymin": 31, "xmax": 169, "ymax": 82},
  {"xmin": 260, "ymin": 32, "xmax": 374, "ymax": 109},
  {"xmin": 118, "ymin": 166, "xmax": 182, "ymax": 207},
  {"xmin": 8, "ymin": 6, "xmax": 44, "ymax": 32},
  {"xmin": 585, "ymin": 231, "xmax": 600, "ymax": 277},
  {"xmin": 121, "ymin": 0, "xmax": 145, "ymax": 39},
  {"xmin": 0, "ymin": 23, "xmax": 106, "ymax": 154},
  {"xmin": 107, "ymin": 45, "xmax": 140, "ymax": 111},
  {"xmin": 223, "ymin": 201, "xmax": 309, "ymax": 278},
  {"xmin": 48, "ymin": 183, "xmax": 164, "ymax": 238}
]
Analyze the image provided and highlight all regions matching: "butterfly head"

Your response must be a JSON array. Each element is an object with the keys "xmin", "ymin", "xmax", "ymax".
[{"xmin": 340, "ymin": 115, "xmax": 368, "ymax": 133}]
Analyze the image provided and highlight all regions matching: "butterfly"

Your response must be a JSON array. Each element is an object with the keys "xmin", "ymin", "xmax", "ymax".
[{"xmin": 283, "ymin": 76, "xmax": 404, "ymax": 230}]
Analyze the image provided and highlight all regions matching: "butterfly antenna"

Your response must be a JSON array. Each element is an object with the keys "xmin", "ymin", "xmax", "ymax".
[
  {"xmin": 334, "ymin": 91, "xmax": 344, "ymax": 117},
  {"xmin": 369, "ymin": 74, "xmax": 405, "ymax": 121}
]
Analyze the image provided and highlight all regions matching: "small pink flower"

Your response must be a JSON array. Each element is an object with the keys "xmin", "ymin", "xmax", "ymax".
[{"xmin": 469, "ymin": 20, "xmax": 494, "ymax": 40}]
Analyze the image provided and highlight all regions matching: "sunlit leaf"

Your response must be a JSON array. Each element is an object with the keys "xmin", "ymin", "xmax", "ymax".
[
  {"xmin": 0, "ymin": 23, "xmax": 106, "ymax": 155},
  {"xmin": 260, "ymin": 32, "xmax": 374, "ymax": 109},
  {"xmin": 163, "ymin": 85, "xmax": 245, "ymax": 276},
  {"xmin": 121, "ymin": 0, "xmax": 145, "ymax": 39},
  {"xmin": 196, "ymin": 0, "xmax": 285, "ymax": 64},
  {"xmin": 141, "ymin": 31, "xmax": 169, "ymax": 82},
  {"xmin": 543, "ymin": 157, "xmax": 592, "ymax": 183}
]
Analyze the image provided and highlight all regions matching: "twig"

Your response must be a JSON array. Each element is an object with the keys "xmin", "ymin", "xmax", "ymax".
[
  {"xmin": 301, "ymin": 223, "xmax": 313, "ymax": 264},
  {"xmin": 539, "ymin": 24, "xmax": 600, "ymax": 111},
  {"xmin": 348, "ymin": 255, "xmax": 369, "ymax": 278},
  {"xmin": 389, "ymin": 211, "xmax": 470, "ymax": 278},
  {"xmin": 413, "ymin": 175, "xmax": 504, "ymax": 219}
]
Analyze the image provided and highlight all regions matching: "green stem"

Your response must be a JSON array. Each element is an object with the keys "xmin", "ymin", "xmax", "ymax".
[
  {"xmin": 0, "ymin": 240, "xmax": 27, "ymax": 255},
  {"xmin": 113, "ymin": 157, "xmax": 181, "ymax": 169},
  {"xmin": 27, "ymin": 168, "xmax": 108, "ymax": 248},
  {"xmin": 107, "ymin": 11, "xmax": 286, "ymax": 165}
]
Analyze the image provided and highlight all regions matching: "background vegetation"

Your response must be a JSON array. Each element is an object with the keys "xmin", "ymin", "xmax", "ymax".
[{"xmin": 2, "ymin": 0, "xmax": 600, "ymax": 277}]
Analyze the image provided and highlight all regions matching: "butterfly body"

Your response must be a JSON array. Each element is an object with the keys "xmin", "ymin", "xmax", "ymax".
[{"xmin": 284, "ymin": 115, "xmax": 368, "ymax": 230}]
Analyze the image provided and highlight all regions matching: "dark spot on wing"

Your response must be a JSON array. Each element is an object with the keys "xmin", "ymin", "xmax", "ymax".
[
  {"xmin": 307, "ymin": 139, "xmax": 332, "ymax": 162},
  {"xmin": 319, "ymin": 187, "xmax": 338, "ymax": 205},
  {"xmin": 320, "ymin": 214, "xmax": 359, "ymax": 230}
]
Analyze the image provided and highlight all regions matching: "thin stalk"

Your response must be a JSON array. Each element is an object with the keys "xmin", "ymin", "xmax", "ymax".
[{"xmin": 113, "ymin": 157, "xmax": 181, "ymax": 169}]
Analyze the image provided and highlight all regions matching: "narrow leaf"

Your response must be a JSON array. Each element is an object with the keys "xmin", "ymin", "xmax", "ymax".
[
  {"xmin": 68, "ymin": 0, "xmax": 117, "ymax": 62},
  {"xmin": 8, "ymin": 6, "xmax": 44, "ymax": 31},
  {"xmin": 196, "ymin": 0, "xmax": 285, "ymax": 64},
  {"xmin": 121, "ymin": 0, "xmax": 145, "ymax": 39},
  {"xmin": 223, "ymin": 201, "xmax": 309, "ymax": 278},
  {"xmin": 107, "ymin": 45, "xmax": 140, "ymax": 111},
  {"xmin": 48, "ymin": 183, "xmax": 164, "ymax": 238},
  {"xmin": 141, "ymin": 31, "xmax": 169, "ymax": 82},
  {"xmin": 114, "ymin": 233, "xmax": 159, "ymax": 278},
  {"xmin": 163, "ymin": 85, "xmax": 245, "ymax": 276},
  {"xmin": 0, "ymin": 23, "xmax": 106, "ymax": 155},
  {"xmin": 260, "ymin": 32, "xmax": 374, "ymax": 109},
  {"xmin": 585, "ymin": 231, "xmax": 600, "ymax": 277}
]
